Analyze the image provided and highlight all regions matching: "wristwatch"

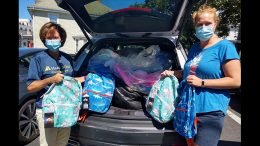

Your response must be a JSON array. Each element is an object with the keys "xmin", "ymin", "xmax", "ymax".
[{"xmin": 201, "ymin": 80, "xmax": 205, "ymax": 87}]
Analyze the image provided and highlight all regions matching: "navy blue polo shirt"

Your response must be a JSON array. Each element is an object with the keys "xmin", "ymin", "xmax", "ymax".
[{"xmin": 26, "ymin": 50, "xmax": 74, "ymax": 108}]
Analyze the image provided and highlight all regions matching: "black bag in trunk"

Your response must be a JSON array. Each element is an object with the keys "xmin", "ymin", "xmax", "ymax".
[{"xmin": 113, "ymin": 79, "xmax": 146, "ymax": 110}]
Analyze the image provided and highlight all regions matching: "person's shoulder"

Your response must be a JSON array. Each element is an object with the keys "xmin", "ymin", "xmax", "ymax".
[
  {"xmin": 216, "ymin": 39, "xmax": 238, "ymax": 55},
  {"xmin": 189, "ymin": 42, "xmax": 200, "ymax": 53},
  {"xmin": 221, "ymin": 39, "xmax": 236, "ymax": 45},
  {"xmin": 189, "ymin": 42, "xmax": 200, "ymax": 51},
  {"xmin": 33, "ymin": 50, "xmax": 48, "ymax": 60},
  {"xmin": 212, "ymin": 39, "xmax": 236, "ymax": 52},
  {"xmin": 192, "ymin": 42, "xmax": 200, "ymax": 48}
]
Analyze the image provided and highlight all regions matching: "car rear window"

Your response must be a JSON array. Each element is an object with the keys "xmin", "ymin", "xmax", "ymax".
[{"xmin": 77, "ymin": 0, "xmax": 184, "ymax": 33}]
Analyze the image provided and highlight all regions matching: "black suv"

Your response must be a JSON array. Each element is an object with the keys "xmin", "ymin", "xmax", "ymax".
[
  {"xmin": 19, "ymin": 0, "xmax": 199, "ymax": 145},
  {"xmin": 19, "ymin": 47, "xmax": 45, "ymax": 145},
  {"xmin": 54, "ymin": 0, "xmax": 193, "ymax": 145},
  {"xmin": 55, "ymin": 0, "xmax": 196, "ymax": 145}
]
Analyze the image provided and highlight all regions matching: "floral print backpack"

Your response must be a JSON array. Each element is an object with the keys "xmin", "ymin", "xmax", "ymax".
[
  {"xmin": 145, "ymin": 76, "xmax": 179, "ymax": 123},
  {"xmin": 42, "ymin": 76, "xmax": 82, "ymax": 128}
]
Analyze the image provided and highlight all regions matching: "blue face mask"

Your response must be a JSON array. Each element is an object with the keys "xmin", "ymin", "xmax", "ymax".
[
  {"xmin": 45, "ymin": 39, "xmax": 61, "ymax": 52},
  {"xmin": 195, "ymin": 25, "xmax": 214, "ymax": 41}
]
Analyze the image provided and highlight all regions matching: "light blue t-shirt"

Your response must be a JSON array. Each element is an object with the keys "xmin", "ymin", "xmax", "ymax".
[{"xmin": 183, "ymin": 39, "xmax": 240, "ymax": 114}]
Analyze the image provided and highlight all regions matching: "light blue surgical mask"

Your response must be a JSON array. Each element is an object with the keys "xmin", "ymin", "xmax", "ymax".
[
  {"xmin": 45, "ymin": 39, "xmax": 61, "ymax": 52},
  {"xmin": 195, "ymin": 25, "xmax": 214, "ymax": 41}
]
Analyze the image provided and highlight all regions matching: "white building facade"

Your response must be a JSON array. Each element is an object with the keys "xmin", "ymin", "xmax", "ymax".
[
  {"xmin": 28, "ymin": 0, "xmax": 86, "ymax": 54},
  {"xmin": 19, "ymin": 19, "xmax": 33, "ymax": 48}
]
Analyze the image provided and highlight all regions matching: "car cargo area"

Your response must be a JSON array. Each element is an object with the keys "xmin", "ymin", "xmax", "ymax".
[
  {"xmin": 70, "ymin": 37, "xmax": 186, "ymax": 146},
  {"xmin": 77, "ymin": 37, "xmax": 181, "ymax": 110}
]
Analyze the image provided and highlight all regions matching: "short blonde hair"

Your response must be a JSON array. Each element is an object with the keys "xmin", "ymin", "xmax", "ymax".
[{"xmin": 192, "ymin": 5, "xmax": 220, "ymax": 27}]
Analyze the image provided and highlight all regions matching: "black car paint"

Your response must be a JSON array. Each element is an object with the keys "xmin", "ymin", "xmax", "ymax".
[{"xmin": 19, "ymin": 48, "xmax": 45, "ymax": 145}]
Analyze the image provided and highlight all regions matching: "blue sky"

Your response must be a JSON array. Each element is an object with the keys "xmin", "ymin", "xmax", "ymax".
[
  {"xmin": 19, "ymin": 0, "xmax": 145, "ymax": 20},
  {"xmin": 102, "ymin": 0, "xmax": 144, "ymax": 9},
  {"xmin": 19, "ymin": 0, "xmax": 34, "ymax": 20}
]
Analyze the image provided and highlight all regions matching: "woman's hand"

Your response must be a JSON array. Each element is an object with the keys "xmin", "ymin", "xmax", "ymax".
[
  {"xmin": 185, "ymin": 60, "xmax": 241, "ymax": 89},
  {"xmin": 161, "ymin": 70, "xmax": 183, "ymax": 79},
  {"xmin": 161, "ymin": 70, "xmax": 174, "ymax": 77},
  {"xmin": 27, "ymin": 72, "xmax": 64, "ymax": 93},
  {"xmin": 186, "ymin": 75, "xmax": 203, "ymax": 87},
  {"xmin": 50, "ymin": 73, "xmax": 64, "ymax": 84}
]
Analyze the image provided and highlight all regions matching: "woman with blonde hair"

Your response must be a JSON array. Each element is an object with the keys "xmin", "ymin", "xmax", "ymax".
[{"xmin": 161, "ymin": 5, "xmax": 241, "ymax": 146}]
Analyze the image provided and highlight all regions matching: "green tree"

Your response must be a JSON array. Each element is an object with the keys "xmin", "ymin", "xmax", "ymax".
[
  {"xmin": 207, "ymin": 0, "xmax": 241, "ymax": 37},
  {"xmin": 132, "ymin": 0, "xmax": 241, "ymax": 49},
  {"xmin": 181, "ymin": 0, "xmax": 241, "ymax": 49}
]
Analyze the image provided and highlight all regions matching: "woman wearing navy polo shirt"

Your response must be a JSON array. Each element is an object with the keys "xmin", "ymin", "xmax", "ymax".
[
  {"xmin": 161, "ymin": 5, "xmax": 241, "ymax": 146},
  {"xmin": 27, "ymin": 22, "xmax": 85, "ymax": 146}
]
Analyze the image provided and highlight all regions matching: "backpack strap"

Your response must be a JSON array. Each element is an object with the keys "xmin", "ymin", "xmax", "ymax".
[{"xmin": 40, "ymin": 83, "xmax": 56, "ymax": 99}]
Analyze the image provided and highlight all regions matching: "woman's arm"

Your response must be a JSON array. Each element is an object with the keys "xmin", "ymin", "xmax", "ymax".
[
  {"xmin": 27, "ymin": 73, "xmax": 64, "ymax": 93},
  {"xmin": 161, "ymin": 70, "xmax": 183, "ymax": 79},
  {"xmin": 75, "ymin": 76, "xmax": 86, "ymax": 83},
  {"xmin": 186, "ymin": 59, "xmax": 241, "ymax": 89}
]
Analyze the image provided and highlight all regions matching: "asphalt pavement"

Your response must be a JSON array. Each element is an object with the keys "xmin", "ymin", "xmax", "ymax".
[{"xmin": 218, "ymin": 95, "xmax": 241, "ymax": 146}]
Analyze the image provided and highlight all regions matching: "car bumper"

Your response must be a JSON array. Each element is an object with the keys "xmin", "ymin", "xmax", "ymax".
[{"xmin": 70, "ymin": 115, "xmax": 186, "ymax": 146}]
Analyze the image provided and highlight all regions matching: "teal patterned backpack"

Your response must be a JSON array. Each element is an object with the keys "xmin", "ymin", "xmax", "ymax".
[
  {"xmin": 42, "ymin": 76, "xmax": 82, "ymax": 128},
  {"xmin": 146, "ymin": 76, "xmax": 179, "ymax": 123}
]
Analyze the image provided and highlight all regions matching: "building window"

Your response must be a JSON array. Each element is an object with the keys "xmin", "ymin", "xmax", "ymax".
[
  {"xmin": 48, "ymin": 13, "xmax": 59, "ymax": 24},
  {"xmin": 27, "ymin": 41, "xmax": 31, "ymax": 47}
]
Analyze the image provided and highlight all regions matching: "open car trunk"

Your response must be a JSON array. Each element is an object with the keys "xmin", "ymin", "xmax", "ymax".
[
  {"xmin": 78, "ymin": 37, "xmax": 181, "ymax": 112},
  {"xmin": 53, "ymin": 0, "xmax": 196, "ymax": 145},
  {"xmin": 70, "ymin": 37, "xmax": 186, "ymax": 145},
  {"xmin": 55, "ymin": 0, "xmax": 193, "ymax": 41}
]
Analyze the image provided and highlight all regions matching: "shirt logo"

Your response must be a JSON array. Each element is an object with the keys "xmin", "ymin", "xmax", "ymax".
[
  {"xmin": 44, "ymin": 66, "xmax": 51, "ymax": 72},
  {"xmin": 189, "ymin": 53, "xmax": 203, "ymax": 75}
]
